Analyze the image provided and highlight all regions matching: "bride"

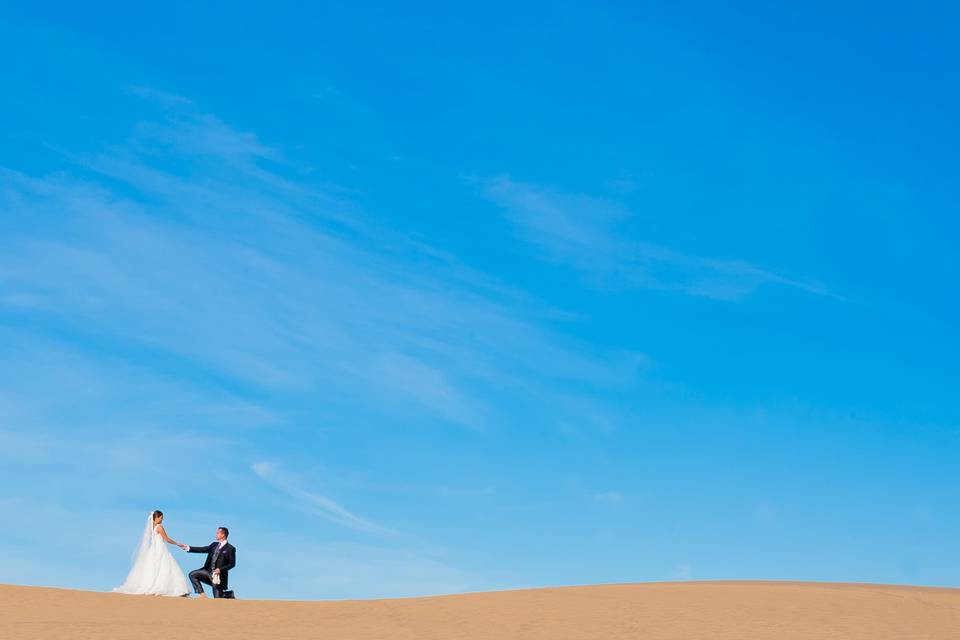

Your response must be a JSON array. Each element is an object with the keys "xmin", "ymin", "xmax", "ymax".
[{"xmin": 114, "ymin": 510, "xmax": 190, "ymax": 597}]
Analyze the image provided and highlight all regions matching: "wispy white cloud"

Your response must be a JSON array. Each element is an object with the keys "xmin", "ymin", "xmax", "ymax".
[
  {"xmin": 252, "ymin": 462, "xmax": 392, "ymax": 536},
  {"xmin": 1, "ymin": 113, "xmax": 648, "ymax": 433},
  {"xmin": 376, "ymin": 352, "xmax": 484, "ymax": 428},
  {"xmin": 486, "ymin": 176, "xmax": 830, "ymax": 301}
]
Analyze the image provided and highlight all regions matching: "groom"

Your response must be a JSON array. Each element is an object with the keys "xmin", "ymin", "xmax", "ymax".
[{"xmin": 179, "ymin": 526, "xmax": 236, "ymax": 598}]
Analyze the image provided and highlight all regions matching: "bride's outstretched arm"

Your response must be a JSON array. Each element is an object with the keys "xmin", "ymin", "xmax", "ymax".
[{"xmin": 155, "ymin": 524, "xmax": 181, "ymax": 547}]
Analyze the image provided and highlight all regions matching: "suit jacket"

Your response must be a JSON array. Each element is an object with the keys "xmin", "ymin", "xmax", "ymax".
[{"xmin": 189, "ymin": 541, "xmax": 237, "ymax": 589}]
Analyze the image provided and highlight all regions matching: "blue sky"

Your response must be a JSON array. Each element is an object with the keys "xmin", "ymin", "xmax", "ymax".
[{"xmin": 1, "ymin": 2, "xmax": 958, "ymax": 599}]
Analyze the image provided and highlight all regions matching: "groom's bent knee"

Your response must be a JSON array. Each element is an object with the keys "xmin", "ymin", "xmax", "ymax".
[{"xmin": 189, "ymin": 569, "xmax": 210, "ymax": 592}]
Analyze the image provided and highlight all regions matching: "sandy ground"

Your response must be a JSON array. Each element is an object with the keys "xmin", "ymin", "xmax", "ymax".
[{"xmin": 1, "ymin": 581, "xmax": 958, "ymax": 639}]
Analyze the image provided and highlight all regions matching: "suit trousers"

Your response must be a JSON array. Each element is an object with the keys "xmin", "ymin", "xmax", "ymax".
[{"xmin": 189, "ymin": 569, "xmax": 223, "ymax": 598}]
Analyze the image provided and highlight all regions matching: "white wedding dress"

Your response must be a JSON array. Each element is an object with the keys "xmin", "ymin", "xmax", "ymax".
[{"xmin": 114, "ymin": 514, "xmax": 190, "ymax": 596}]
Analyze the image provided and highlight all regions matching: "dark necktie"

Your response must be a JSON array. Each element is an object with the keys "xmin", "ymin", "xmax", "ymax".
[{"xmin": 211, "ymin": 543, "xmax": 221, "ymax": 568}]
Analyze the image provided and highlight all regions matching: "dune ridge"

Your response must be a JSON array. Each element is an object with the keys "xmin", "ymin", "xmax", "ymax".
[{"xmin": 1, "ymin": 580, "xmax": 958, "ymax": 639}]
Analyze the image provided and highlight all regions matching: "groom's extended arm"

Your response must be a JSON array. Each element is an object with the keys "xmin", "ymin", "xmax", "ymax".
[{"xmin": 187, "ymin": 543, "xmax": 214, "ymax": 553}]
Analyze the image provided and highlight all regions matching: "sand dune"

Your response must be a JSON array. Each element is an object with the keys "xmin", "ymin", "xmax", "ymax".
[{"xmin": 1, "ymin": 581, "xmax": 958, "ymax": 639}]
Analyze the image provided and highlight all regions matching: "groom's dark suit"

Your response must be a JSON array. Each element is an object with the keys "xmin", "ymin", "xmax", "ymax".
[{"xmin": 188, "ymin": 541, "xmax": 236, "ymax": 598}]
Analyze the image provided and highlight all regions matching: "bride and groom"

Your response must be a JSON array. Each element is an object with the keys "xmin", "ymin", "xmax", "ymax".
[{"xmin": 114, "ymin": 510, "xmax": 237, "ymax": 598}]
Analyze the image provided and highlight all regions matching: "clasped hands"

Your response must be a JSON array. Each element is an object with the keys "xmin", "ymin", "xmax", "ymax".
[{"xmin": 172, "ymin": 543, "xmax": 219, "ymax": 574}]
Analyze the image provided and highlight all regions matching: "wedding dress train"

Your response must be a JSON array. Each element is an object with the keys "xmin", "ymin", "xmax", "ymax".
[{"xmin": 114, "ymin": 514, "xmax": 190, "ymax": 596}]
